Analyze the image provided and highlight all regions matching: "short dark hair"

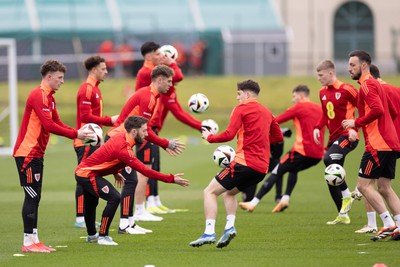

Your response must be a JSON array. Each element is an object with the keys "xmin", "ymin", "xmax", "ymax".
[
  {"xmin": 292, "ymin": 84, "xmax": 310, "ymax": 96},
  {"xmin": 124, "ymin": 116, "xmax": 148, "ymax": 132},
  {"xmin": 84, "ymin": 56, "xmax": 106, "ymax": 71},
  {"xmin": 140, "ymin": 42, "xmax": 161, "ymax": 57},
  {"xmin": 40, "ymin": 60, "xmax": 67, "ymax": 77},
  {"xmin": 151, "ymin": 65, "xmax": 174, "ymax": 80},
  {"xmin": 369, "ymin": 64, "xmax": 381, "ymax": 79},
  {"xmin": 348, "ymin": 50, "xmax": 372, "ymax": 65},
  {"xmin": 316, "ymin": 60, "xmax": 335, "ymax": 72},
  {"xmin": 237, "ymin": 80, "xmax": 260, "ymax": 95}
]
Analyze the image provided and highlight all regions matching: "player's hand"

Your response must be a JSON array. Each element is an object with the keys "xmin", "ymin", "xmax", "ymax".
[
  {"xmin": 113, "ymin": 173, "xmax": 125, "ymax": 188},
  {"xmin": 111, "ymin": 115, "xmax": 119, "ymax": 124},
  {"xmin": 342, "ymin": 119, "xmax": 355, "ymax": 130},
  {"xmin": 173, "ymin": 173, "xmax": 189, "ymax": 187},
  {"xmin": 166, "ymin": 139, "xmax": 186, "ymax": 156},
  {"xmin": 77, "ymin": 125, "xmax": 96, "ymax": 141},
  {"xmin": 313, "ymin": 129, "xmax": 320, "ymax": 144},
  {"xmin": 348, "ymin": 128, "xmax": 357, "ymax": 142},
  {"xmin": 201, "ymin": 127, "xmax": 212, "ymax": 140}
]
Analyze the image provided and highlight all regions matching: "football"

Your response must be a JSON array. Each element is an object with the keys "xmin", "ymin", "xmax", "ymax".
[
  {"xmin": 213, "ymin": 145, "xmax": 236, "ymax": 168},
  {"xmin": 188, "ymin": 93, "xmax": 209, "ymax": 113},
  {"xmin": 160, "ymin": 44, "xmax": 178, "ymax": 61},
  {"xmin": 83, "ymin": 123, "xmax": 103, "ymax": 147},
  {"xmin": 324, "ymin": 164, "xmax": 346, "ymax": 186},
  {"xmin": 202, "ymin": 119, "xmax": 219, "ymax": 135}
]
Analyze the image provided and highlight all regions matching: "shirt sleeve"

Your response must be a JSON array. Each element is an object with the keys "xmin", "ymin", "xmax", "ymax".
[
  {"xmin": 163, "ymin": 95, "xmax": 202, "ymax": 130},
  {"xmin": 118, "ymin": 146, "xmax": 174, "ymax": 183},
  {"xmin": 169, "ymin": 62, "xmax": 184, "ymax": 83},
  {"xmin": 207, "ymin": 107, "xmax": 242, "ymax": 143},
  {"xmin": 275, "ymin": 106, "xmax": 297, "ymax": 124},
  {"xmin": 32, "ymin": 94, "xmax": 77, "ymax": 139},
  {"xmin": 314, "ymin": 95, "xmax": 327, "ymax": 130}
]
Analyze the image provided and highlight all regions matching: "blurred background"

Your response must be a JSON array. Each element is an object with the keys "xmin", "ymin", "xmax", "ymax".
[{"xmin": 0, "ymin": 0, "xmax": 399, "ymax": 80}]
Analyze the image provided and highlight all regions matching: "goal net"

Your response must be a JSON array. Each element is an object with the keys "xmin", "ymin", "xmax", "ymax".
[{"xmin": 0, "ymin": 38, "xmax": 18, "ymax": 156}]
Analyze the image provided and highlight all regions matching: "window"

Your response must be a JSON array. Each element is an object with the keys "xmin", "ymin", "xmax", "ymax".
[{"xmin": 334, "ymin": 1, "xmax": 374, "ymax": 60}]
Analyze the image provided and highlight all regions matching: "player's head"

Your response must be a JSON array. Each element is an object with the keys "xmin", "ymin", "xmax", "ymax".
[
  {"xmin": 370, "ymin": 64, "xmax": 381, "ymax": 79},
  {"xmin": 124, "ymin": 116, "xmax": 148, "ymax": 144},
  {"xmin": 40, "ymin": 60, "xmax": 67, "ymax": 91},
  {"xmin": 84, "ymin": 56, "xmax": 107, "ymax": 82},
  {"xmin": 140, "ymin": 42, "xmax": 163, "ymax": 65},
  {"xmin": 292, "ymin": 84, "xmax": 310, "ymax": 104},
  {"xmin": 348, "ymin": 50, "xmax": 371, "ymax": 80},
  {"xmin": 316, "ymin": 60, "xmax": 336, "ymax": 86},
  {"xmin": 151, "ymin": 65, "xmax": 174, "ymax": 94},
  {"xmin": 236, "ymin": 80, "xmax": 260, "ymax": 104}
]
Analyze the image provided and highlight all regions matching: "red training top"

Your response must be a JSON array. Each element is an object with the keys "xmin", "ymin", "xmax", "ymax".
[
  {"xmin": 207, "ymin": 99, "xmax": 283, "ymax": 174},
  {"xmin": 315, "ymin": 79, "xmax": 359, "ymax": 144},
  {"xmin": 355, "ymin": 73, "xmax": 400, "ymax": 152},
  {"xmin": 276, "ymin": 101, "xmax": 325, "ymax": 159},
  {"xmin": 75, "ymin": 132, "xmax": 174, "ymax": 183}
]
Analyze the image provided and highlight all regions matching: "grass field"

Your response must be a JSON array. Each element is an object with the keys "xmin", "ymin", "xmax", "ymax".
[{"xmin": 1, "ymin": 76, "xmax": 400, "ymax": 267}]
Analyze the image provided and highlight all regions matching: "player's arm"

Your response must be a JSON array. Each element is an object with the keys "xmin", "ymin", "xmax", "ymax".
[
  {"xmin": 163, "ymin": 95, "xmax": 202, "ymax": 130},
  {"xmin": 275, "ymin": 106, "xmax": 296, "ymax": 124},
  {"xmin": 354, "ymin": 85, "xmax": 384, "ymax": 128},
  {"xmin": 206, "ymin": 107, "xmax": 242, "ymax": 143},
  {"xmin": 78, "ymin": 85, "xmax": 113, "ymax": 126},
  {"xmin": 169, "ymin": 62, "xmax": 184, "ymax": 83},
  {"xmin": 118, "ymin": 147, "xmax": 176, "ymax": 184},
  {"xmin": 32, "ymin": 94, "xmax": 77, "ymax": 139}
]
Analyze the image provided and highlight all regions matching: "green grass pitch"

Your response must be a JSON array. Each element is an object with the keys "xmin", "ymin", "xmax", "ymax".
[{"xmin": 1, "ymin": 75, "xmax": 400, "ymax": 267}]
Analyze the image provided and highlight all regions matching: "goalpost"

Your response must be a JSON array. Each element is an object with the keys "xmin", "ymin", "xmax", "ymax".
[{"xmin": 0, "ymin": 38, "xmax": 18, "ymax": 156}]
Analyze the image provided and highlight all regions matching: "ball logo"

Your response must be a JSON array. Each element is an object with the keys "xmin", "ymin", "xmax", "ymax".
[{"xmin": 101, "ymin": 186, "xmax": 109, "ymax": 194}]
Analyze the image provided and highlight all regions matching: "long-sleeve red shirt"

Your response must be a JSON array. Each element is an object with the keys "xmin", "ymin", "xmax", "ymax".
[
  {"xmin": 135, "ymin": 61, "xmax": 201, "ymax": 131},
  {"xmin": 74, "ymin": 76, "xmax": 113, "ymax": 147},
  {"xmin": 276, "ymin": 101, "xmax": 324, "ymax": 159},
  {"xmin": 75, "ymin": 132, "xmax": 174, "ymax": 183},
  {"xmin": 207, "ymin": 99, "xmax": 283, "ymax": 174},
  {"xmin": 315, "ymin": 79, "xmax": 358, "ymax": 144},
  {"xmin": 106, "ymin": 84, "xmax": 169, "ymax": 149},
  {"xmin": 355, "ymin": 73, "xmax": 400, "ymax": 152},
  {"xmin": 13, "ymin": 83, "xmax": 77, "ymax": 161}
]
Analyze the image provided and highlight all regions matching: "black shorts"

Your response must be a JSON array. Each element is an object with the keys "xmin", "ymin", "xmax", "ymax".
[
  {"xmin": 75, "ymin": 175, "xmax": 120, "ymax": 200},
  {"xmin": 215, "ymin": 162, "xmax": 265, "ymax": 191},
  {"xmin": 324, "ymin": 135, "xmax": 359, "ymax": 165},
  {"xmin": 272, "ymin": 151, "xmax": 321, "ymax": 176},
  {"xmin": 15, "ymin": 157, "xmax": 44, "ymax": 186},
  {"xmin": 74, "ymin": 146, "xmax": 99, "ymax": 164},
  {"xmin": 359, "ymin": 151, "xmax": 397, "ymax": 179}
]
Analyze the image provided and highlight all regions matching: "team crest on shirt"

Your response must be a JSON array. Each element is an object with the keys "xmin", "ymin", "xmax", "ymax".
[
  {"xmin": 101, "ymin": 186, "xmax": 109, "ymax": 194},
  {"xmin": 34, "ymin": 173, "xmax": 41, "ymax": 182},
  {"xmin": 335, "ymin": 93, "xmax": 341, "ymax": 100},
  {"xmin": 125, "ymin": 166, "xmax": 132, "ymax": 174}
]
